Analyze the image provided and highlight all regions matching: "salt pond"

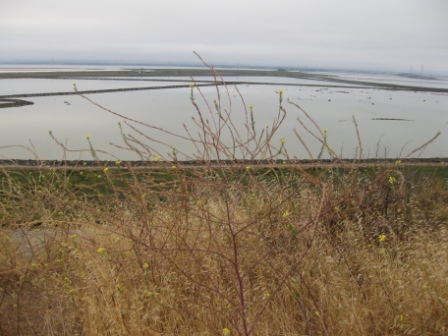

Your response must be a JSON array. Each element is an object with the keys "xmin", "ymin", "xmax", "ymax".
[{"xmin": 0, "ymin": 69, "xmax": 447, "ymax": 160}]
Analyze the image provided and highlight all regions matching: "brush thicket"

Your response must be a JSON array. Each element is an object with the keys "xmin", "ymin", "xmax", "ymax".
[{"xmin": 0, "ymin": 59, "xmax": 446, "ymax": 335}]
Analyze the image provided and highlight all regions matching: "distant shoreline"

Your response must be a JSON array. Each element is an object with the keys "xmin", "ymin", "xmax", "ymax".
[
  {"xmin": 0, "ymin": 98, "xmax": 34, "ymax": 108},
  {"xmin": 1, "ymin": 68, "xmax": 447, "ymax": 95}
]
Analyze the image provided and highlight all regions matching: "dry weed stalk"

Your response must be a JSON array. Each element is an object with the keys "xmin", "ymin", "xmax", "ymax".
[{"xmin": 0, "ymin": 56, "xmax": 446, "ymax": 335}]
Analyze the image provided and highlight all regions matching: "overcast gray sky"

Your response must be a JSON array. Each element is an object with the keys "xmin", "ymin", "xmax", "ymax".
[{"xmin": 1, "ymin": 0, "xmax": 447, "ymax": 73}]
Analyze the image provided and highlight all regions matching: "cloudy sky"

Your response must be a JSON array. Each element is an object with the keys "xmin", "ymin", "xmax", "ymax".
[{"xmin": 1, "ymin": 0, "xmax": 447, "ymax": 74}]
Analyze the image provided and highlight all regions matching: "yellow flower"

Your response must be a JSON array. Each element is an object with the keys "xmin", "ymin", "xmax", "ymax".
[
  {"xmin": 423, "ymin": 284, "xmax": 429, "ymax": 290},
  {"xmin": 395, "ymin": 160, "xmax": 401, "ymax": 165},
  {"xmin": 103, "ymin": 167, "xmax": 109, "ymax": 173},
  {"xmin": 282, "ymin": 211, "xmax": 290, "ymax": 218},
  {"xmin": 278, "ymin": 89, "xmax": 284, "ymax": 94},
  {"xmin": 248, "ymin": 104, "xmax": 254, "ymax": 109},
  {"xmin": 172, "ymin": 165, "xmax": 178, "ymax": 170},
  {"xmin": 85, "ymin": 135, "xmax": 90, "ymax": 140},
  {"xmin": 280, "ymin": 139, "xmax": 286, "ymax": 145},
  {"xmin": 245, "ymin": 166, "xmax": 251, "ymax": 171},
  {"xmin": 189, "ymin": 83, "xmax": 194, "ymax": 87},
  {"xmin": 378, "ymin": 234, "xmax": 386, "ymax": 242},
  {"xmin": 222, "ymin": 328, "xmax": 230, "ymax": 335},
  {"xmin": 263, "ymin": 292, "xmax": 270, "ymax": 299},
  {"xmin": 323, "ymin": 129, "xmax": 328, "ymax": 133},
  {"xmin": 115, "ymin": 160, "xmax": 122, "ymax": 165},
  {"xmin": 97, "ymin": 247, "xmax": 105, "ymax": 254},
  {"xmin": 154, "ymin": 156, "xmax": 161, "ymax": 162},
  {"xmin": 143, "ymin": 262, "xmax": 150, "ymax": 269},
  {"xmin": 388, "ymin": 176, "xmax": 396, "ymax": 185}
]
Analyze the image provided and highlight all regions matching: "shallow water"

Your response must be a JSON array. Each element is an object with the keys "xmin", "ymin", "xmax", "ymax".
[
  {"xmin": 324, "ymin": 72, "xmax": 448, "ymax": 90},
  {"xmin": 1, "ymin": 73, "xmax": 447, "ymax": 160},
  {"xmin": 0, "ymin": 78, "xmax": 190, "ymax": 96},
  {"xmin": 141, "ymin": 76, "xmax": 367, "ymax": 87}
]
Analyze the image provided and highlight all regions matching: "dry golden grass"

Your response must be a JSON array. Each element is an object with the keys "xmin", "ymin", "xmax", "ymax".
[
  {"xmin": 1, "ymin": 60, "xmax": 447, "ymax": 335},
  {"xmin": 1, "ymin": 168, "xmax": 448, "ymax": 335}
]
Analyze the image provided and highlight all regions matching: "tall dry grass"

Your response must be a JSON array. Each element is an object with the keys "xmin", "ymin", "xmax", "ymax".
[{"xmin": 0, "ymin": 58, "xmax": 447, "ymax": 335}]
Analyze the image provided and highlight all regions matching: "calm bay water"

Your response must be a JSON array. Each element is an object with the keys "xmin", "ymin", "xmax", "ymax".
[{"xmin": 0, "ymin": 70, "xmax": 447, "ymax": 160}]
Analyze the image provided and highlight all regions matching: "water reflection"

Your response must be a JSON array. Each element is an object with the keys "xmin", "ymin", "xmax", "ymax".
[
  {"xmin": 329, "ymin": 72, "xmax": 448, "ymax": 90},
  {"xmin": 0, "ymin": 78, "xmax": 191, "ymax": 96},
  {"xmin": 0, "ymin": 77, "xmax": 447, "ymax": 160}
]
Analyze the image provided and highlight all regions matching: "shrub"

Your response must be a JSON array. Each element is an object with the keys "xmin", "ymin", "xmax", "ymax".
[{"xmin": 0, "ymin": 57, "xmax": 446, "ymax": 335}]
